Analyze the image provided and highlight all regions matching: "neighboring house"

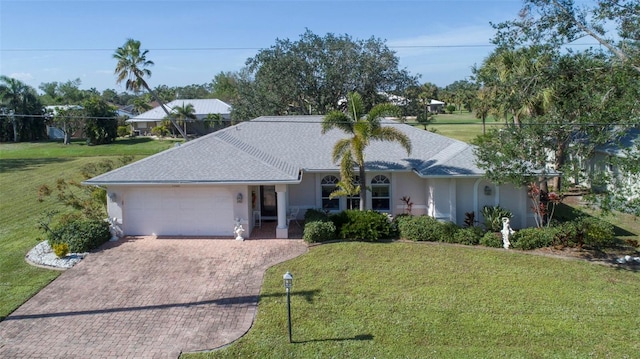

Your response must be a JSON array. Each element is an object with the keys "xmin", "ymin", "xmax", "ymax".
[
  {"xmin": 428, "ymin": 99, "xmax": 445, "ymax": 113},
  {"xmin": 84, "ymin": 115, "xmax": 536, "ymax": 239},
  {"xmin": 126, "ymin": 99, "xmax": 231, "ymax": 136},
  {"xmin": 589, "ymin": 128, "xmax": 640, "ymax": 202}
]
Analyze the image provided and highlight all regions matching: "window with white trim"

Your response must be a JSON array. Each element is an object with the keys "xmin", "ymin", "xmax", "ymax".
[
  {"xmin": 321, "ymin": 175, "xmax": 340, "ymax": 210},
  {"xmin": 371, "ymin": 175, "xmax": 390, "ymax": 210},
  {"xmin": 347, "ymin": 176, "xmax": 360, "ymax": 210}
]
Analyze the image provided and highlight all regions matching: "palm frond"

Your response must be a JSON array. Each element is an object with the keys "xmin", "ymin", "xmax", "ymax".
[
  {"xmin": 374, "ymin": 127, "xmax": 412, "ymax": 155},
  {"xmin": 322, "ymin": 111, "xmax": 353, "ymax": 134}
]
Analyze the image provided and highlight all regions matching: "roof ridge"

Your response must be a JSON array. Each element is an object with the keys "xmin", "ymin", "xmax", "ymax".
[
  {"xmin": 419, "ymin": 141, "xmax": 469, "ymax": 171},
  {"xmin": 215, "ymin": 131, "xmax": 298, "ymax": 177}
]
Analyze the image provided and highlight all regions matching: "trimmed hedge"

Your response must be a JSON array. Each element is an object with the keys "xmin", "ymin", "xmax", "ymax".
[
  {"xmin": 512, "ymin": 227, "xmax": 556, "ymax": 250},
  {"xmin": 48, "ymin": 219, "xmax": 111, "ymax": 253},
  {"xmin": 304, "ymin": 208, "xmax": 331, "ymax": 223},
  {"xmin": 303, "ymin": 221, "xmax": 336, "ymax": 243},
  {"xmin": 453, "ymin": 227, "xmax": 484, "ymax": 245},
  {"xmin": 397, "ymin": 215, "xmax": 458, "ymax": 242},
  {"xmin": 578, "ymin": 217, "xmax": 615, "ymax": 248},
  {"xmin": 480, "ymin": 231, "xmax": 503, "ymax": 248},
  {"xmin": 337, "ymin": 210, "xmax": 395, "ymax": 241}
]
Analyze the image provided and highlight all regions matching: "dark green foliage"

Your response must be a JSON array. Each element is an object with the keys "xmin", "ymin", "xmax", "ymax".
[
  {"xmin": 232, "ymin": 29, "xmax": 418, "ymax": 121},
  {"xmin": 438, "ymin": 222, "xmax": 463, "ymax": 244},
  {"xmin": 84, "ymin": 97, "xmax": 118, "ymax": 145},
  {"xmin": 446, "ymin": 104, "xmax": 456, "ymax": 114},
  {"xmin": 482, "ymin": 205, "xmax": 513, "ymax": 232},
  {"xmin": 480, "ymin": 231, "xmax": 503, "ymax": 248},
  {"xmin": 397, "ymin": 215, "xmax": 458, "ymax": 242},
  {"xmin": 47, "ymin": 219, "xmax": 110, "ymax": 253},
  {"xmin": 303, "ymin": 221, "xmax": 336, "ymax": 243},
  {"xmin": 336, "ymin": 210, "xmax": 395, "ymax": 241},
  {"xmin": 453, "ymin": 227, "xmax": 485, "ymax": 245},
  {"xmin": 304, "ymin": 208, "xmax": 330, "ymax": 223},
  {"xmin": 512, "ymin": 227, "xmax": 556, "ymax": 250}
]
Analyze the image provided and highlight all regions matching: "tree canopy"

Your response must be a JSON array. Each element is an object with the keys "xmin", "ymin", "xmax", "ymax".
[{"xmin": 231, "ymin": 30, "xmax": 418, "ymax": 121}]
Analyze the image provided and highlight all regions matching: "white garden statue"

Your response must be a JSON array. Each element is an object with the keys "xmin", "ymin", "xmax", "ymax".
[
  {"xmin": 501, "ymin": 217, "xmax": 515, "ymax": 249},
  {"xmin": 234, "ymin": 219, "xmax": 245, "ymax": 241}
]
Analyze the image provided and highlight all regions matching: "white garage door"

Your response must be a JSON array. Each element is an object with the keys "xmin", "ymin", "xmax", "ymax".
[{"xmin": 124, "ymin": 187, "xmax": 234, "ymax": 236}]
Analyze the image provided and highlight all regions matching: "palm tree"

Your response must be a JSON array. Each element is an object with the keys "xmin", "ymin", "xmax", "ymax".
[
  {"xmin": 321, "ymin": 92, "xmax": 412, "ymax": 211},
  {"xmin": 170, "ymin": 103, "xmax": 196, "ymax": 136},
  {"xmin": 113, "ymin": 38, "xmax": 188, "ymax": 140},
  {"xmin": 0, "ymin": 76, "xmax": 40, "ymax": 142}
]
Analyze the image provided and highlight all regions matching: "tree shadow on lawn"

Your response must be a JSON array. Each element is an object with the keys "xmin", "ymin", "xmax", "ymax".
[
  {"xmin": 0, "ymin": 158, "xmax": 71, "ymax": 173},
  {"xmin": 555, "ymin": 202, "xmax": 636, "ymax": 237}
]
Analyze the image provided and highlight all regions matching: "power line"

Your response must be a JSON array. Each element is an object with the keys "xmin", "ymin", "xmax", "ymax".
[{"xmin": 1, "ymin": 113, "xmax": 637, "ymax": 127}]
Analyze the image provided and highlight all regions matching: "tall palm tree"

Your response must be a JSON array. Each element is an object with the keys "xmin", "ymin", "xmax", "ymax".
[
  {"xmin": 0, "ymin": 76, "xmax": 40, "ymax": 142},
  {"xmin": 322, "ymin": 92, "xmax": 412, "ymax": 210},
  {"xmin": 170, "ymin": 103, "xmax": 196, "ymax": 136},
  {"xmin": 113, "ymin": 38, "xmax": 188, "ymax": 140}
]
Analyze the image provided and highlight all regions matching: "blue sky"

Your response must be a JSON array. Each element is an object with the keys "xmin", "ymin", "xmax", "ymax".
[{"xmin": 1, "ymin": 0, "xmax": 525, "ymax": 93}]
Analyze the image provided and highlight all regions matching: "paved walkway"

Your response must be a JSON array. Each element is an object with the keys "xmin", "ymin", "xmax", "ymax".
[{"xmin": 0, "ymin": 237, "xmax": 307, "ymax": 358}]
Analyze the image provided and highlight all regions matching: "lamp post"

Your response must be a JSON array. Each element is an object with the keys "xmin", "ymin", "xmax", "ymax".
[{"xmin": 283, "ymin": 271, "xmax": 293, "ymax": 343}]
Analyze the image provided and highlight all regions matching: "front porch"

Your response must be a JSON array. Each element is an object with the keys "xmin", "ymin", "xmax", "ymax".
[{"xmin": 250, "ymin": 221, "xmax": 304, "ymax": 239}]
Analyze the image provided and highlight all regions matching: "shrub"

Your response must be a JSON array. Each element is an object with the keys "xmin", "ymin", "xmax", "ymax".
[
  {"xmin": 304, "ymin": 208, "xmax": 330, "ymax": 223},
  {"xmin": 482, "ymin": 205, "xmax": 513, "ymax": 232},
  {"xmin": 337, "ymin": 210, "xmax": 396, "ymax": 241},
  {"xmin": 438, "ymin": 222, "xmax": 462, "ymax": 243},
  {"xmin": 151, "ymin": 125, "xmax": 170, "ymax": 137},
  {"xmin": 48, "ymin": 219, "xmax": 110, "ymax": 253},
  {"xmin": 117, "ymin": 126, "xmax": 130, "ymax": 138},
  {"xmin": 397, "ymin": 215, "xmax": 456, "ymax": 242},
  {"xmin": 453, "ymin": 227, "xmax": 484, "ymax": 245},
  {"xmin": 578, "ymin": 217, "xmax": 615, "ymax": 248},
  {"xmin": 446, "ymin": 104, "xmax": 456, "ymax": 114},
  {"xmin": 512, "ymin": 227, "xmax": 556, "ymax": 250},
  {"xmin": 480, "ymin": 231, "xmax": 503, "ymax": 248},
  {"xmin": 303, "ymin": 221, "xmax": 336, "ymax": 243},
  {"xmin": 52, "ymin": 242, "xmax": 69, "ymax": 258},
  {"xmin": 553, "ymin": 221, "xmax": 580, "ymax": 248}
]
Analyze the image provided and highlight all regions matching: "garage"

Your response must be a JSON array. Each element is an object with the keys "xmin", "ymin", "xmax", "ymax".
[{"xmin": 123, "ymin": 187, "xmax": 234, "ymax": 236}]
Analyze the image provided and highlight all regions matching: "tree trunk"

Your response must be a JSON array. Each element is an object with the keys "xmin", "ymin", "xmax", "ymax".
[
  {"xmin": 554, "ymin": 141, "xmax": 566, "ymax": 191},
  {"xmin": 142, "ymin": 83, "xmax": 188, "ymax": 140},
  {"xmin": 359, "ymin": 165, "xmax": 367, "ymax": 211},
  {"xmin": 12, "ymin": 117, "xmax": 19, "ymax": 142}
]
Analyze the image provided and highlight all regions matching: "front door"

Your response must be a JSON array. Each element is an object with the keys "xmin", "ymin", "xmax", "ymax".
[{"xmin": 260, "ymin": 186, "xmax": 277, "ymax": 218}]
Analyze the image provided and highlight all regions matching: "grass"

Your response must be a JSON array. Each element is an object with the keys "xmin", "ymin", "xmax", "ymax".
[
  {"xmin": 408, "ymin": 111, "xmax": 504, "ymax": 143},
  {"xmin": 183, "ymin": 241, "xmax": 640, "ymax": 358},
  {"xmin": 0, "ymin": 137, "xmax": 179, "ymax": 320},
  {"xmin": 0, "ymin": 137, "xmax": 183, "ymax": 159}
]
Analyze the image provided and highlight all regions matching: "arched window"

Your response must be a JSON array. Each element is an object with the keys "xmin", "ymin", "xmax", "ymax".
[
  {"xmin": 321, "ymin": 175, "xmax": 340, "ymax": 210},
  {"xmin": 371, "ymin": 175, "xmax": 390, "ymax": 210}
]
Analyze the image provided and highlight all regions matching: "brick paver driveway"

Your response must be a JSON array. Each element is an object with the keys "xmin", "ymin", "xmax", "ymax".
[{"xmin": 0, "ymin": 237, "xmax": 307, "ymax": 358}]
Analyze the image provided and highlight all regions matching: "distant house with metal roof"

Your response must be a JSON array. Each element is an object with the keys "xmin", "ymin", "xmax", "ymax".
[
  {"xmin": 85, "ymin": 115, "xmax": 535, "ymax": 239},
  {"xmin": 126, "ymin": 99, "xmax": 231, "ymax": 136}
]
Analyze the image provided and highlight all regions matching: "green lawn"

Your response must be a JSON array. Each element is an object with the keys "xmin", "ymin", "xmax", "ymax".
[
  {"xmin": 0, "ymin": 138, "xmax": 179, "ymax": 320},
  {"xmin": 408, "ymin": 111, "xmax": 504, "ymax": 143},
  {"xmin": 183, "ymin": 241, "xmax": 640, "ymax": 358}
]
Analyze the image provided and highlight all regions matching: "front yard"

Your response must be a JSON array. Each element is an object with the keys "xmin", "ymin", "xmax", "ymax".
[{"xmin": 183, "ymin": 241, "xmax": 640, "ymax": 358}]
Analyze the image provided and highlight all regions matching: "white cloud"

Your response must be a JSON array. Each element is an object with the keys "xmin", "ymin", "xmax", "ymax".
[
  {"xmin": 388, "ymin": 25, "xmax": 496, "ymax": 58},
  {"xmin": 9, "ymin": 72, "xmax": 34, "ymax": 81}
]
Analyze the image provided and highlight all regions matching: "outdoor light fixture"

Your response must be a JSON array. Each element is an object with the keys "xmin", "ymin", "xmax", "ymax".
[
  {"xmin": 108, "ymin": 192, "xmax": 117, "ymax": 201},
  {"xmin": 283, "ymin": 271, "xmax": 293, "ymax": 343},
  {"xmin": 237, "ymin": 193, "xmax": 243, "ymax": 203},
  {"xmin": 484, "ymin": 186, "xmax": 492, "ymax": 196}
]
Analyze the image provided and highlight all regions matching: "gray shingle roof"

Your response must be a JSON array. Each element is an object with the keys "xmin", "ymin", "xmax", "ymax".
[
  {"xmin": 85, "ymin": 115, "xmax": 483, "ymax": 185},
  {"xmin": 126, "ymin": 99, "xmax": 231, "ymax": 122}
]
